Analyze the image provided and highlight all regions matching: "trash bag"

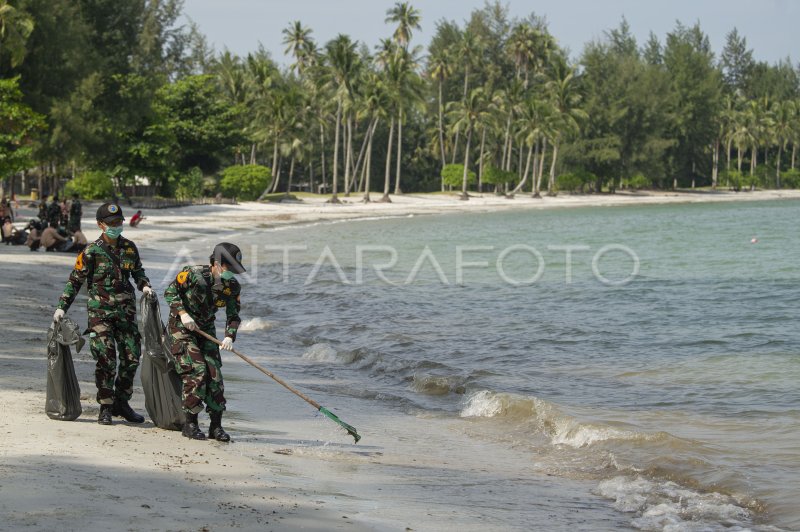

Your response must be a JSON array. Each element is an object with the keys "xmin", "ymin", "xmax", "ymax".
[
  {"xmin": 45, "ymin": 318, "xmax": 84, "ymax": 421},
  {"xmin": 138, "ymin": 293, "xmax": 184, "ymax": 430}
]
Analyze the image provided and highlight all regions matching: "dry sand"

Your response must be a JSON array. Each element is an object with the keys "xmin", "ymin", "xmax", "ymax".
[{"xmin": 1, "ymin": 189, "xmax": 798, "ymax": 531}]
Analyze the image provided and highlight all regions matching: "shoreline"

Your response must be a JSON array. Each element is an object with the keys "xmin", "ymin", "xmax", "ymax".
[{"xmin": 2, "ymin": 189, "xmax": 798, "ymax": 530}]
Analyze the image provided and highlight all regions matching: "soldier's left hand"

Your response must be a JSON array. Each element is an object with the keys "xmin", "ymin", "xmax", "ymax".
[
  {"xmin": 221, "ymin": 337, "xmax": 234, "ymax": 351},
  {"xmin": 142, "ymin": 286, "xmax": 154, "ymax": 297}
]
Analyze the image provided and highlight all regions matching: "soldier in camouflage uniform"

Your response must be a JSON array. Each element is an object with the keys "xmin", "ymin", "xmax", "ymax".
[
  {"xmin": 164, "ymin": 242, "xmax": 244, "ymax": 442},
  {"xmin": 68, "ymin": 193, "xmax": 82, "ymax": 232},
  {"xmin": 53, "ymin": 203, "xmax": 153, "ymax": 425}
]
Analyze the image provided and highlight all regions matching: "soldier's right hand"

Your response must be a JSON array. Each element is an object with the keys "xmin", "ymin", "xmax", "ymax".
[
  {"xmin": 53, "ymin": 309, "xmax": 65, "ymax": 322},
  {"xmin": 180, "ymin": 312, "xmax": 197, "ymax": 331}
]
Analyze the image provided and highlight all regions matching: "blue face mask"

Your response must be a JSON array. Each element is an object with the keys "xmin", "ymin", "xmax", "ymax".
[
  {"xmin": 220, "ymin": 270, "xmax": 235, "ymax": 281},
  {"xmin": 103, "ymin": 225, "xmax": 123, "ymax": 239}
]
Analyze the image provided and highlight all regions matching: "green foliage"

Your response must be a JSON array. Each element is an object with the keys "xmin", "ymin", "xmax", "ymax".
[
  {"xmin": 64, "ymin": 170, "xmax": 114, "ymax": 200},
  {"xmin": 558, "ymin": 169, "xmax": 596, "ymax": 192},
  {"xmin": 220, "ymin": 164, "xmax": 271, "ymax": 200},
  {"xmin": 781, "ymin": 168, "xmax": 800, "ymax": 189},
  {"xmin": 441, "ymin": 164, "xmax": 476, "ymax": 187},
  {"xmin": 0, "ymin": 77, "xmax": 44, "ymax": 178},
  {"xmin": 482, "ymin": 166, "xmax": 515, "ymax": 185},
  {"xmin": 627, "ymin": 173, "xmax": 651, "ymax": 190},
  {"xmin": 174, "ymin": 167, "xmax": 204, "ymax": 200}
]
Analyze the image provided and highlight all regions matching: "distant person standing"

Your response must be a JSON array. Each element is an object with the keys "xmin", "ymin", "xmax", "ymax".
[
  {"xmin": 52, "ymin": 203, "xmax": 153, "ymax": 425},
  {"xmin": 47, "ymin": 195, "xmax": 61, "ymax": 226},
  {"xmin": 163, "ymin": 242, "xmax": 245, "ymax": 441},
  {"xmin": 68, "ymin": 193, "xmax": 82, "ymax": 231},
  {"xmin": 38, "ymin": 194, "xmax": 48, "ymax": 222},
  {"xmin": 129, "ymin": 210, "xmax": 144, "ymax": 227}
]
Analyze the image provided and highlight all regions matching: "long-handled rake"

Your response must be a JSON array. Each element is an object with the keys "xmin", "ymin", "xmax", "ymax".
[{"xmin": 195, "ymin": 329, "xmax": 361, "ymax": 443}]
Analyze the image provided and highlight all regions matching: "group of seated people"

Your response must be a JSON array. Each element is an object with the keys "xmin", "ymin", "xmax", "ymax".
[{"xmin": 3, "ymin": 218, "xmax": 87, "ymax": 252}]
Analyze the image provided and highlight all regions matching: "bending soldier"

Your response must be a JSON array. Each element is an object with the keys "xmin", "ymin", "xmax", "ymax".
[
  {"xmin": 164, "ymin": 242, "xmax": 245, "ymax": 442},
  {"xmin": 53, "ymin": 203, "xmax": 153, "ymax": 424}
]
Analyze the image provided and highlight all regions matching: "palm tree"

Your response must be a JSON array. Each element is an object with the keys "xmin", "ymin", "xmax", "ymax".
[
  {"xmin": 0, "ymin": 0, "xmax": 34, "ymax": 68},
  {"xmin": 544, "ymin": 58, "xmax": 586, "ymax": 196},
  {"xmin": 323, "ymin": 34, "xmax": 360, "ymax": 203},
  {"xmin": 447, "ymin": 87, "xmax": 490, "ymax": 200},
  {"xmin": 385, "ymin": 2, "xmax": 421, "ymax": 50},
  {"xmin": 427, "ymin": 49, "xmax": 452, "ymax": 170},
  {"xmin": 451, "ymin": 29, "xmax": 483, "ymax": 163},
  {"xmin": 771, "ymin": 100, "xmax": 795, "ymax": 188},
  {"xmin": 282, "ymin": 21, "xmax": 314, "ymax": 74},
  {"xmin": 510, "ymin": 95, "xmax": 547, "ymax": 196}
]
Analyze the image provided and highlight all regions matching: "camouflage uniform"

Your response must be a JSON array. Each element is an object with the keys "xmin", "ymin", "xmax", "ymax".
[
  {"xmin": 164, "ymin": 266, "xmax": 241, "ymax": 415},
  {"xmin": 57, "ymin": 236, "xmax": 150, "ymax": 404}
]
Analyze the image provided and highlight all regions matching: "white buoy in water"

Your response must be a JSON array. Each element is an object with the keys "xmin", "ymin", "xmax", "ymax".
[{"xmin": 751, "ymin": 237, "xmax": 758, "ymax": 244}]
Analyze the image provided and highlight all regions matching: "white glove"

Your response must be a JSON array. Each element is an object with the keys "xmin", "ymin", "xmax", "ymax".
[
  {"xmin": 180, "ymin": 312, "xmax": 197, "ymax": 331},
  {"xmin": 142, "ymin": 286, "xmax": 153, "ymax": 297},
  {"xmin": 53, "ymin": 309, "xmax": 65, "ymax": 322},
  {"xmin": 221, "ymin": 337, "xmax": 234, "ymax": 351}
]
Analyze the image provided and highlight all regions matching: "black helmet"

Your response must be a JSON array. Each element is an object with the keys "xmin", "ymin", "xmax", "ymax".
[
  {"xmin": 96, "ymin": 203, "xmax": 124, "ymax": 223},
  {"xmin": 210, "ymin": 242, "xmax": 246, "ymax": 274}
]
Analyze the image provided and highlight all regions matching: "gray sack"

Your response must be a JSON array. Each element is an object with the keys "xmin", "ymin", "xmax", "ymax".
[
  {"xmin": 45, "ymin": 318, "xmax": 84, "ymax": 421},
  {"xmin": 138, "ymin": 293, "xmax": 184, "ymax": 430}
]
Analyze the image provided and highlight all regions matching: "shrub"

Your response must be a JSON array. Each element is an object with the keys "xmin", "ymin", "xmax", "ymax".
[
  {"xmin": 441, "ymin": 163, "xmax": 476, "ymax": 188},
  {"xmin": 175, "ymin": 167, "xmax": 204, "ymax": 200},
  {"xmin": 482, "ymin": 165, "xmax": 516, "ymax": 185},
  {"xmin": 627, "ymin": 173, "xmax": 651, "ymax": 190},
  {"xmin": 781, "ymin": 168, "xmax": 800, "ymax": 188},
  {"xmin": 64, "ymin": 171, "xmax": 114, "ymax": 200},
  {"xmin": 220, "ymin": 164, "xmax": 271, "ymax": 200}
]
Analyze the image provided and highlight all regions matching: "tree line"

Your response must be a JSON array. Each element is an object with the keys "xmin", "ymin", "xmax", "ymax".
[{"xmin": 1, "ymin": 0, "xmax": 799, "ymax": 202}]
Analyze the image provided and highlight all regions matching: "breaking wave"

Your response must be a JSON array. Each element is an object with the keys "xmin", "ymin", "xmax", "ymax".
[{"xmin": 238, "ymin": 317, "xmax": 273, "ymax": 332}]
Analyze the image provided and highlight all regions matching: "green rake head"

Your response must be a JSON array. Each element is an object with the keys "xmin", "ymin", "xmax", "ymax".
[{"xmin": 319, "ymin": 406, "xmax": 361, "ymax": 443}]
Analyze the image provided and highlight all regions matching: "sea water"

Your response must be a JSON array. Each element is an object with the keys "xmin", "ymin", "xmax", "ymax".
[{"xmin": 154, "ymin": 199, "xmax": 800, "ymax": 530}]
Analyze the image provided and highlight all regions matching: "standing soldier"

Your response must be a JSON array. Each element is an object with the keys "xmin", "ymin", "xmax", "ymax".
[
  {"xmin": 38, "ymin": 194, "xmax": 48, "ymax": 223},
  {"xmin": 47, "ymin": 195, "xmax": 62, "ymax": 226},
  {"xmin": 68, "ymin": 193, "xmax": 82, "ymax": 232},
  {"xmin": 164, "ymin": 242, "xmax": 245, "ymax": 442},
  {"xmin": 52, "ymin": 203, "xmax": 153, "ymax": 425}
]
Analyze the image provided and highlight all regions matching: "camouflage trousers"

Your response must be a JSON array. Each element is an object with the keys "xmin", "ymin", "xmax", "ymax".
[
  {"xmin": 88, "ymin": 307, "xmax": 141, "ymax": 405},
  {"xmin": 167, "ymin": 320, "xmax": 225, "ymax": 414}
]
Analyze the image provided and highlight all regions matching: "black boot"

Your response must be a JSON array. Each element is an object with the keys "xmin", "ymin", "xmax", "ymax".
[
  {"xmin": 98, "ymin": 404, "xmax": 113, "ymax": 425},
  {"xmin": 208, "ymin": 411, "xmax": 231, "ymax": 442},
  {"xmin": 112, "ymin": 399, "xmax": 145, "ymax": 423},
  {"xmin": 182, "ymin": 413, "xmax": 207, "ymax": 440}
]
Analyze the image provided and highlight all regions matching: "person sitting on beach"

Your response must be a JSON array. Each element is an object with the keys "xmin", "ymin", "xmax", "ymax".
[
  {"xmin": 52, "ymin": 203, "xmax": 153, "ymax": 425},
  {"xmin": 2, "ymin": 216, "xmax": 14, "ymax": 245},
  {"xmin": 163, "ymin": 242, "xmax": 245, "ymax": 442},
  {"xmin": 129, "ymin": 210, "xmax": 144, "ymax": 227},
  {"xmin": 71, "ymin": 228, "xmax": 88, "ymax": 247},
  {"xmin": 40, "ymin": 222, "xmax": 70, "ymax": 252},
  {"xmin": 25, "ymin": 220, "xmax": 41, "ymax": 251}
]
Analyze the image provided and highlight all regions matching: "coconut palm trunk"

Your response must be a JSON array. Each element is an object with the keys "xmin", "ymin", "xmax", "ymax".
[
  {"xmin": 547, "ymin": 141, "xmax": 559, "ymax": 196},
  {"xmin": 344, "ymin": 114, "xmax": 353, "ymax": 197},
  {"xmin": 329, "ymin": 99, "xmax": 342, "ymax": 203},
  {"xmin": 776, "ymin": 145, "xmax": 783, "ymax": 188},
  {"xmin": 380, "ymin": 116, "xmax": 394, "ymax": 202},
  {"xmin": 534, "ymin": 136, "xmax": 547, "ymax": 198},
  {"xmin": 478, "ymin": 127, "xmax": 486, "ymax": 193},
  {"xmin": 364, "ymin": 120, "xmax": 376, "ymax": 203},
  {"xmin": 320, "ymin": 124, "xmax": 327, "ymax": 194},
  {"xmin": 394, "ymin": 110, "xmax": 403, "ymax": 195},
  {"xmin": 438, "ymin": 79, "xmax": 446, "ymax": 171},
  {"xmin": 460, "ymin": 125, "xmax": 472, "ymax": 201},
  {"xmin": 510, "ymin": 142, "xmax": 534, "ymax": 196}
]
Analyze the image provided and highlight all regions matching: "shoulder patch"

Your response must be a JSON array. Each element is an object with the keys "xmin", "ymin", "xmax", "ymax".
[
  {"xmin": 75, "ymin": 252, "xmax": 85, "ymax": 271},
  {"xmin": 177, "ymin": 271, "xmax": 189, "ymax": 284}
]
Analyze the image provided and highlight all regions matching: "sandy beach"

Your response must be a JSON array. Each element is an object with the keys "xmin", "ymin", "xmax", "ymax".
[{"xmin": 1, "ymin": 189, "xmax": 799, "ymax": 531}]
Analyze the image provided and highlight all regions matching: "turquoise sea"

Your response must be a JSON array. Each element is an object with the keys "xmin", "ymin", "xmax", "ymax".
[{"xmin": 175, "ymin": 199, "xmax": 799, "ymax": 530}]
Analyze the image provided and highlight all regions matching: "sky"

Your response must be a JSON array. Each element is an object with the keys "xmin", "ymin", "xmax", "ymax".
[{"xmin": 180, "ymin": 0, "xmax": 799, "ymax": 66}]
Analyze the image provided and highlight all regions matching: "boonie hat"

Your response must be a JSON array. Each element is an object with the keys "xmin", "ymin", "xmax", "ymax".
[
  {"xmin": 210, "ymin": 242, "xmax": 246, "ymax": 274},
  {"xmin": 96, "ymin": 203, "xmax": 124, "ymax": 223}
]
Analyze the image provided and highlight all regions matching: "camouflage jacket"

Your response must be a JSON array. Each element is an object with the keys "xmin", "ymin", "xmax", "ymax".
[
  {"xmin": 164, "ymin": 265, "xmax": 241, "ymax": 340},
  {"xmin": 57, "ymin": 236, "xmax": 150, "ymax": 313}
]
